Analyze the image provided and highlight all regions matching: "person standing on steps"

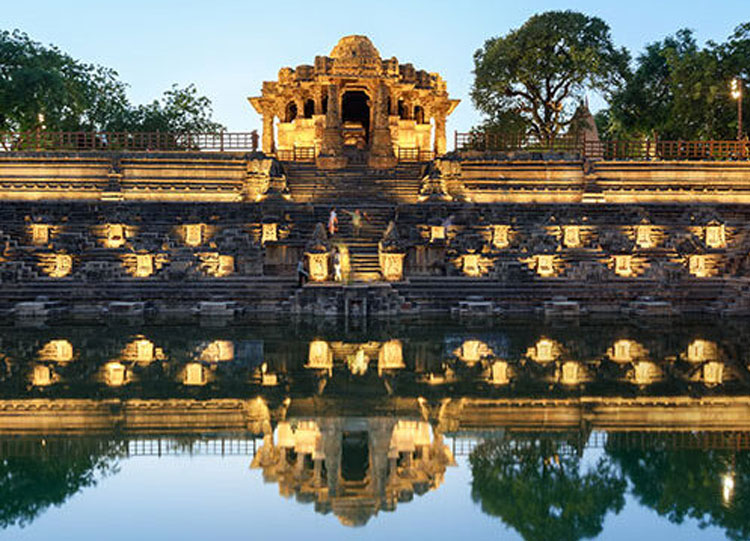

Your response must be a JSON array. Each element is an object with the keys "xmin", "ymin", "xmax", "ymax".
[
  {"xmin": 343, "ymin": 208, "xmax": 362, "ymax": 237},
  {"xmin": 332, "ymin": 248, "xmax": 342, "ymax": 282},
  {"xmin": 328, "ymin": 207, "xmax": 338, "ymax": 237},
  {"xmin": 296, "ymin": 259, "xmax": 309, "ymax": 288}
]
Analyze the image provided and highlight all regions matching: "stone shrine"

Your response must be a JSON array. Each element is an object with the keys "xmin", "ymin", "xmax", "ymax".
[{"xmin": 249, "ymin": 36, "xmax": 459, "ymax": 167}]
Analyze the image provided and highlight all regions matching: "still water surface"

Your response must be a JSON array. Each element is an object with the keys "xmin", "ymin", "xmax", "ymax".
[{"xmin": 0, "ymin": 317, "xmax": 747, "ymax": 540}]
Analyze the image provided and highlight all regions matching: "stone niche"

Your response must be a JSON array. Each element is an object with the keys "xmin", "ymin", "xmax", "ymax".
[
  {"xmin": 379, "ymin": 252, "xmax": 405, "ymax": 281},
  {"xmin": 306, "ymin": 252, "xmax": 330, "ymax": 281}
]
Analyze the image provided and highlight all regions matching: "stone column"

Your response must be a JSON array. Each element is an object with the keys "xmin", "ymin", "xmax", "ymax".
[
  {"xmin": 262, "ymin": 113, "xmax": 275, "ymax": 154},
  {"xmin": 320, "ymin": 84, "xmax": 342, "ymax": 156},
  {"xmin": 434, "ymin": 112, "xmax": 447, "ymax": 156},
  {"xmin": 369, "ymin": 84, "xmax": 396, "ymax": 168}
]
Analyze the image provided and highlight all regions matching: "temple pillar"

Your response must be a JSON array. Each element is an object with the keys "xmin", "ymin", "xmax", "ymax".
[
  {"xmin": 320, "ymin": 84, "xmax": 342, "ymax": 155},
  {"xmin": 369, "ymin": 84, "xmax": 396, "ymax": 168},
  {"xmin": 434, "ymin": 112, "xmax": 447, "ymax": 156},
  {"xmin": 262, "ymin": 113, "xmax": 275, "ymax": 154}
]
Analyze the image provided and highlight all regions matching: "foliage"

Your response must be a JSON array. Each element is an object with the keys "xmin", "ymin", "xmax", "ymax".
[
  {"xmin": 607, "ymin": 439, "xmax": 750, "ymax": 541},
  {"xmin": 0, "ymin": 29, "xmax": 223, "ymax": 133},
  {"xmin": 0, "ymin": 440, "xmax": 121, "ymax": 529},
  {"xmin": 470, "ymin": 436, "xmax": 626, "ymax": 541},
  {"xmin": 471, "ymin": 11, "xmax": 630, "ymax": 141},
  {"xmin": 600, "ymin": 24, "xmax": 750, "ymax": 140}
]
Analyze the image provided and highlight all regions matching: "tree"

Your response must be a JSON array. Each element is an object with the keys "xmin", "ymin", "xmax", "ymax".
[
  {"xmin": 607, "ymin": 434, "xmax": 750, "ymax": 540},
  {"xmin": 470, "ymin": 435, "xmax": 626, "ymax": 541},
  {"xmin": 601, "ymin": 24, "xmax": 750, "ymax": 140},
  {"xmin": 0, "ymin": 29, "xmax": 224, "ymax": 135},
  {"xmin": 471, "ymin": 11, "xmax": 630, "ymax": 142},
  {"xmin": 0, "ymin": 439, "xmax": 121, "ymax": 529}
]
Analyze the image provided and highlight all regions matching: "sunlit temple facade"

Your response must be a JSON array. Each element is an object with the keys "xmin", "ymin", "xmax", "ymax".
[{"xmin": 249, "ymin": 35, "xmax": 459, "ymax": 166}]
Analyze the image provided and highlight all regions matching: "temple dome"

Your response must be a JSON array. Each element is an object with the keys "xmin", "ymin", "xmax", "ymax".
[{"xmin": 330, "ymin": 35, "xmax": 381, "ymax": 61}]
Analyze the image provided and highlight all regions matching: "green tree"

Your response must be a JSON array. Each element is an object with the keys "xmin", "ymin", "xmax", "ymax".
[
  {"xmin": 470, "ymin": 436, "xmax": 626, "ymax": 541},
  {"xmin": 601, "ymin": 24, "xmax": 750, "ymax": 140},
  {"xmin": 607, "ymin": 436, "xmax": 750, "ymax": 541},
  {"xmin": 471, "ymin": 11, "xmax": 630, "ymax": 142},
  {"xmin": 0, "ymin": 29, "xmax": 224, "ymax": 135},
  {"xmin": 0, "ymin": 439, "xmax": 121, "ymax": 529}
]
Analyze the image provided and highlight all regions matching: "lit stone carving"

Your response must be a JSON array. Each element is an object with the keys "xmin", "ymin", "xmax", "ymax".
[
  {"xmin": 611, "ymin": 339, "xmax": 634, "ymax": 363},
  {"xmin": 200, "ymin": 340, "xmax": 234, "ymax": 362},
  {"xmin": 348, "ymin": 348, "xmax": 369, "ymax": 375},
  {"xmin": 30, "ymin": 224, "xmax": 50, "ymax": 245},
  {"xmin": 135, "ymin": 254, "xmax": 154, "ymax": 277},
  {"xmin": 105, "ymin": 224, "xmax": 126, "ymax": 248},
  {"xmin": 430, "ymin": 225, "xmax": 445, "ymax": 242},
  {"xmin": 635, "ymin": 225, "xmax": 654, "ymax": 248},
  {"xmin": 260, "ymin": 362, "xmax": 278, "ymax": 386},
  {"xmin": 528, "ymin": 338, "xmax": 556, "ymax": 363},
  {"xmin": 41, "ymin": 253, "xmax": 72, "ymax": 278},
  {"xmin": 561, "ymin": 361, "xmax": 581, "ymax": 385},
  {"xmin": 456, "ymin": 340, "xmax": 492, "ymax": 364},
  {"xmin": 463, "ymin": 254, "xmax": 480, "ymax": 276},
  {"xmin": 306, "ymin": 252, "xmax": 329, "ymax": 281},
  {"xmin": 703, "ymin": 361, "xmax": 724, "ymax": 385},
  {"xmin": 633, "ymin": 361, "xmax": 659, "ymax": 385},
  {"xmin": 134, "ymin": 339, "xmax": 154, "ymax": 363},
  {"xmin": 562, "ymin": 226, "xmax": 581, "ymax": 248},
  {"xmin": 184, "ymin": 362, "xmax": 205, "ymax": 386},
  {"xmin": 198, "ymin": 253, "xmax": 235, "ymax": 277},
  {"xmin": 490, "ymin": 361, "xmax": 509, "ymax": 385},
  {"xmin": 492, "ymin": 225, "xmax": 510, "ymax": 249},
  {"xmin": 535, "ymin": 255, "xmax": 555, "ymax": 277},
  {"xmin": 378, "ymin": 339, "xmax": 404, "ymax": 373},
  {"xmin": 261, "ymin": 223, "xmax": 278, "ymax": 244},
  {"xmin": 705, "ymin": 224, "xmax": 726, "ymax": 248},
  {"xmin": 307, "ymin": 340, "xmax": 333, "ymax": 371},
  {"xmin": 39, "ymin": 339, "xmax": 74, "ymax": 362},
  {"xmin": 689, "ymin": 255, "xmax": 708, "ymax": 277},
  {"xmin": 687, "ymin": 339, "xmax": 718, "ymax": 362},
  {"xmin": 32, "ymin": 365, "xmax": 52, "ymax": 386},
  {"xmin": 614, "ymin": 255, "xmax": 633, "ymax": 277},
  {"xmin": 380, "ymin": 252, "xmax": 405, "ymax": 281},
  {"xmin": 184, "ymin": 224, "xmax": 204, "ymax": 246},
  {"xmin": 104, "ymin": 362, "xmax": 127, "ymax": 387}
]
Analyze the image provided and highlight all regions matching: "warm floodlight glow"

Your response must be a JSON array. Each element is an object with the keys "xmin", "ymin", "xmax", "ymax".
[
  {"xmin": 30, "ymin": 224, "xmax": 50, "ymax": 245},
  {"xmin": 105, "ymin": 224, "xmax": 126, "ymax": 248},
  {"xmin": 492, "ymin": 225, "xmax": 510, "ymax": 248},
  {"xmin": 463, "ymin": 254, "xmax": 480, "ymax": 276},
  {"xmin": 562, "ymin": 226, "xmax": 581, "ymax": 248},
  {"xmin": 184, "ymin": 224, "xmax": 204, "ymax": 246},
  {"xmin": 261, "ymin": 223, "xmax": 278, "ymax": 244},
  {"xmin": 723, "ymin": 473, "xmax": 736, "ymax": 505},
  {"xmin": 705, "ymin": 224, "xmax": 726, "ymax": 248},
  {"xmin": 614, "ymin": 255, "xmax": 633, "ymax": 277}
]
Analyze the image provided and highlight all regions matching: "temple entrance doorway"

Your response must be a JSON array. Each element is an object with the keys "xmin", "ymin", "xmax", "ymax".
[{"xmin": 341, "ymin": 91, "xmax": 370, "ymax": 150}]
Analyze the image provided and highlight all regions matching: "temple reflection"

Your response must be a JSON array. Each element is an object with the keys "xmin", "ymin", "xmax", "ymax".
[{"xmin": 2, "ymin": 318, "xmax": 750, "ymax": 537}]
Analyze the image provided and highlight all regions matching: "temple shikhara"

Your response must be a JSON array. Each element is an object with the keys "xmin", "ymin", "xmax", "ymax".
[
  {"xmin": 0, "ymin": 35, "xmax": 748, "ymax": 318},
  {"xmin": 249, "ymin": 36, "xmax": 459, "ymax": 166}
]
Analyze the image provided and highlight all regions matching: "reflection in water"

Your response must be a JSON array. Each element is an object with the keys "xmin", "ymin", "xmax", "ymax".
[
  {"xmin": 0, "ymin": 439, "xmax": 120, "ymax": 529},
  {"xmin": 470, "ymin": 437, "xmax": 626, "ymax": 541},
  {"xmin": 0, "ymin": 318, "xmax": 750, "ymax": 538}
]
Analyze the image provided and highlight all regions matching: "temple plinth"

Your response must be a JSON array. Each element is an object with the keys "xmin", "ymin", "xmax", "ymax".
[{"xmin": 248, "ymin": 35, "xmax": 459, "ymax": 167}]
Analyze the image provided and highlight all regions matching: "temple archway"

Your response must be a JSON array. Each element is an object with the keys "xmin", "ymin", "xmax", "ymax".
[{"xmin": 342, "ymin": 90, "xmax": 370, "ymax": 147}]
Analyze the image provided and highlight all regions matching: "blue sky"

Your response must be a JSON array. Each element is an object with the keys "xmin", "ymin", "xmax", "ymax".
[{"xmin": 3, "ymin": 0, "xmax": 748, "ymax": 134}]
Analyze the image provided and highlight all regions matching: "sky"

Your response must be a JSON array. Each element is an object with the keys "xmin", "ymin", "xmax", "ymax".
[{"xmin": 3, "ymin": 0, "xmax": 749, "ymax": 136}]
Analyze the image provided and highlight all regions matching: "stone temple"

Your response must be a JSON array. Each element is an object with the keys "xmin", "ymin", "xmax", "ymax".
[
  {"xmin": 0, "ymin": 35, "xmax": 749, "ymax": 319},
  {"xmin": 249, "ymin": 35, "xmax": 459, "ymax": 167}
]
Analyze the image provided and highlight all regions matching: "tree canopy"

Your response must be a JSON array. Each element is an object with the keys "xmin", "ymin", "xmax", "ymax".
[
  {"xmin": 470, "ymin": 436, "xmax": 626, "ymax": 541},
  {"xmin": 471, "ymin": 11, "xmax": 630, "ymax": 141},
  {"xmin": 599, "ymin": 24, "xmax": 750, "ymax": 140},
  {"xmin": 0, "ymin": 29, "xmax": 223, "ymax": 133}
]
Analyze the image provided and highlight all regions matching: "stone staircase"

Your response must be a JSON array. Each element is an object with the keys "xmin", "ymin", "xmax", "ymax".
[{"xmin": 284, "ymin": 161, "xmax": 425, "ymax": 204}]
